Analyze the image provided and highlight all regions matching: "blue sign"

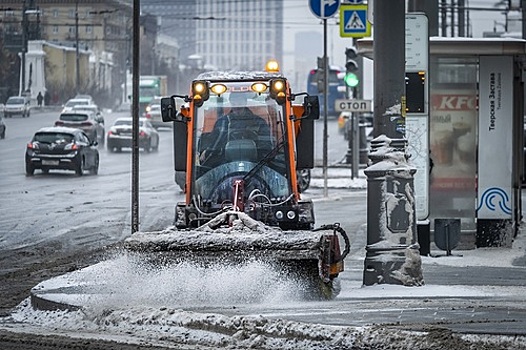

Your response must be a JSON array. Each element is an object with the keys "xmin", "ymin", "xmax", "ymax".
[{"xmin": 309, "ymin": 0, "xmax": 340, "ymax": 19}]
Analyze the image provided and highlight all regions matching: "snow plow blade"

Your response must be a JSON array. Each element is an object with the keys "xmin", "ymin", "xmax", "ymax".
[{"xmin": 124, "ymin": 212, "xmax": 350, "ymax": 300}]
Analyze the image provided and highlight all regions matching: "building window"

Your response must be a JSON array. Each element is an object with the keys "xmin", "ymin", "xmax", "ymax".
[
  {"xmin": 69, "ymin": 9, "xmax": 75, "ymax": 18},
  {"xmin": 53, "ymin": 25, "xmax": 59, "ymax": 34},
  {"xmin": 86, "ymin": 25, "xmax": 92, "ymax": 34}
]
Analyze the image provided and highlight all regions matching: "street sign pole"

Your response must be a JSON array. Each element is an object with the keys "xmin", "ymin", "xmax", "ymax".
[
  {"xmin": 309, "ymin": 0, "xmax": 340, "ymax": 198},
  {"xmin": 322, "ymin": 19, "xmax": 328, "ymax": 197}
]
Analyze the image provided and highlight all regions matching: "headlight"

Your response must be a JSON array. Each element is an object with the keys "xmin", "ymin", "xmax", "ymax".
[{"xmin": 192, "ymin": 80, "xmax": 209, "ymax": 106}]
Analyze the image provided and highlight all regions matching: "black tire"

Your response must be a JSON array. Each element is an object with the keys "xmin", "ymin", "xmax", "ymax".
[
  {"xmin": 297, "ymin": 169, "xmax": 311, "ymax": 193},
  {"xmin": 75, "ymin": 158, "xmax": 84, "ymax": 176},
  {"xmin": 90, "ymin": 155, "xmax": 99, "ymax": 175},
  {"xmin": 25, "ymin": 164, "xmax": 34, "ymax": 176}
]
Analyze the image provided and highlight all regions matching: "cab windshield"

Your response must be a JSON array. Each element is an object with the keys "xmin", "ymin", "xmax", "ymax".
[{"xmin": 192, "ymin": 83, "xmax": 290, "ymax": 203}]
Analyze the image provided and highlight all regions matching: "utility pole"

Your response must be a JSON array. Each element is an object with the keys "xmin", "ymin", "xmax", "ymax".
[
  {"xmin": 21, "ymin": 0, "xmax": 28, "ymax": 95},
  {"xmin": 131, "ymin": 0, "xmax": 140, "ymax": 233},
  {"xmin": 75, "ymin": 0, "xmax": 80, "ymax": 94},
  {"xmin": 363, "ymin": 0, "xmax": 423, "ymax": 287}
]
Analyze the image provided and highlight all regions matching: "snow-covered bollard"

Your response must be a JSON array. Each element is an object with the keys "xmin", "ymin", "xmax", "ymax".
[{"xmin": 363, "ymin": 135, "xmax": 424, "ymax": 287}]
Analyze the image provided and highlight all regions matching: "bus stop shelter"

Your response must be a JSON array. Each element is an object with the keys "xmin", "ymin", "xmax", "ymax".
[{"xmin": 357, "ymin": 37, "xmax": 526, "ymax": 249}]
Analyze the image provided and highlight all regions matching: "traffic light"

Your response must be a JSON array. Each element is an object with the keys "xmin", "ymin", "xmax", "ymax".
[{"xmin": 344, "ymin": 47, "xmax": 359, "ymax": 88}]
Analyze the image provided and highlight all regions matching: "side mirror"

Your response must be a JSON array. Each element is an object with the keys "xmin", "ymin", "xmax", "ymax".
[
  {"xmin": 303, "ymin": 95, "xmax": 320, "ymax": 120},
  {"xmin": 161, "ymin": 97, "xmax": 177, "ymax": 122},
  {"xmin": 161, "ymin": 96, "xmax": 187, "ymax": 122}
]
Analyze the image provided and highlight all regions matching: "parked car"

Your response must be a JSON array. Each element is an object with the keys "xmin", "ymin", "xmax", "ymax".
[
  {"xmin": 61, "ymin": 98, "xmax": 91, "ymax": 114},
  {"xmin": 107, "ymin": 117, "xmax": 159, "ymax": 153},
  {"xmin": 4, "ymin": 96, "xmax": 30, "ymax": 118},
  {"xmin": 25, "ymin": 126, "xmax": 99, "ymax": 176},
  {"xmin": 0, "ymin": 114, "xmax": 6, "ymax": 139},
  {"xmin": 54, "ymin": 111, "xmax": 105, "ymax": 145}
]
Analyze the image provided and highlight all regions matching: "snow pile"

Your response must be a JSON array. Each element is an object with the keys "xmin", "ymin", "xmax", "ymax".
[{"xmin": 9, "ymin": 299, "xmax": 526, "ymax": 350}]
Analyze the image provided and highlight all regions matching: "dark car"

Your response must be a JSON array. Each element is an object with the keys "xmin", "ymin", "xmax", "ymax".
[
  {"xmin": 0, "ymin": 114, "xmax": 6, "ymax": 139},
  {"xmin": 25, "ymin": 127, "xmax": 99, "ymax": 176},
  {"xmin": 107, "ymin": 117, "xmax": 159, "ymax": 153},
  {"xmin": 54, "ymin": 111, "xmax": 105, "ymax": 145},
  {"xmin": 4, "ymin": 96, "xmax": 30, "ymax": 118}
]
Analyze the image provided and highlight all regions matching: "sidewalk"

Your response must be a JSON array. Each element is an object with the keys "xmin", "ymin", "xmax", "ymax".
[{"xmin": 310, "ymin": 165, "xmax": 367, "ymax": 190}]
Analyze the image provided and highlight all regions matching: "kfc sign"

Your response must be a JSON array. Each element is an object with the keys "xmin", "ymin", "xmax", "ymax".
[{"xmin": 431, "ymin": 94, "xmax": 478, "ymax": 111}]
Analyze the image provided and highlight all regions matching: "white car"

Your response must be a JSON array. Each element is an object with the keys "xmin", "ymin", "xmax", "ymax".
[
  {"xmin": 61, "ymin": 98, "xmax": 91, "ymax": 114},
  {"xmin": 4, "ymin": 96, "xmax": 30, "ymax": 118}
]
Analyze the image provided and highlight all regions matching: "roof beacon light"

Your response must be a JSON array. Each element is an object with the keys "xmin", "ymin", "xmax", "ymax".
[{"xmin": 265, "ymin": 59, "xmax": 280, "ymax": 73}]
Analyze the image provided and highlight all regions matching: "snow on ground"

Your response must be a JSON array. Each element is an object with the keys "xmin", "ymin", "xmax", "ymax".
[
  {"xmin": 7, "ymin": 297, "xmax": 526, "ymax": 350},
  {"xmin": 5, "ymin": 229, "xmax": 526, "ymax": 350},
  {"xmin": 3, "ymin": 167, "xmax": 526, "ymax": 349}
]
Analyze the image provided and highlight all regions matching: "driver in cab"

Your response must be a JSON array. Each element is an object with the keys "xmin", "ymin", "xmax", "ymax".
[{"xmin": 200, "ymin": 93, "xmax": 271, "ymax": 167}]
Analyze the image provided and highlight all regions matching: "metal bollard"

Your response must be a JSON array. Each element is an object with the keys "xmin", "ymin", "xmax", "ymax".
[{"xmin": 363, "ymin": 135, "xmax": 424, "ymax": 286}]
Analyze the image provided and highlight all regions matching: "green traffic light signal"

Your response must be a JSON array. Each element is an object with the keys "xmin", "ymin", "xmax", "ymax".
[{"xmin": 344, "ymin": 72, "xmax": 359, "ymax": 87}]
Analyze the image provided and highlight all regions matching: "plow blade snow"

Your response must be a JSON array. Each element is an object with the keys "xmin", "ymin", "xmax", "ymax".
[{"xmin": 124, "ymin": 212, "xmax": 349, "ymax": 300}]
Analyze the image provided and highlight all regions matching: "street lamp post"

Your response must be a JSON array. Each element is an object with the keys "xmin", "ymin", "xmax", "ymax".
[
  {"xmin": 363, "ymin": 0, "xmax": 424, "ymax": 287},
  {"xmin": 20, "ymin": 0, "xmax": 28, "ymax": 95},
  {"xmin": 75, "ymin": 0, "xmax": 80, "ymax": 94}
]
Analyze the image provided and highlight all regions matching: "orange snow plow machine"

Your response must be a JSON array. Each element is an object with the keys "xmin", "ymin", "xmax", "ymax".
[{"xmin": 125, "ymin": 62, "xmax": 350, "ymax": 299}]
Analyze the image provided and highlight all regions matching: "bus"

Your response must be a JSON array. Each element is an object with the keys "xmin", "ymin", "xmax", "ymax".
[{"xmin": 307, "ymin": 65, "xmax": 346, "ymax": 118}]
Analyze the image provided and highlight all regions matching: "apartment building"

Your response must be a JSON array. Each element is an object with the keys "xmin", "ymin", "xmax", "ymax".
[{"xmin": 141, "ymin": 0, "xmax": 283, "ymax": 71}]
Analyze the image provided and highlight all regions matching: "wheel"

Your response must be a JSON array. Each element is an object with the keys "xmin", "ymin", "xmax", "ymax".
[
  {"xmin": 25, "ymin": 164, "xmax": 34, "ymax": 176},
  {"xmin": 89, "ymin": 155, "xmax": 99, "ymax": 175},
  {"xmin": 75, "ymin": 158, "xmax": 84, "ymax": 176},
  {"xmin": 297, "ymin": 169, "xmax": 311, "ymax": 193}
]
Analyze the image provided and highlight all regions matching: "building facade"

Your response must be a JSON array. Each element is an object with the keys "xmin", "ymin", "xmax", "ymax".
[
  {"xmin": 0, "ymin": 0, "xmax": 132, "ymax": 106},
  {"xmin": 141, "ymin": 0, "xmax": 284, "ymax": 71}
]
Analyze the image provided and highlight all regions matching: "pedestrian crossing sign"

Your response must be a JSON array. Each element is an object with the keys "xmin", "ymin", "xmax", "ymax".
[{"xmin": 340, "ymin": 4, "xmax": 371, "ymax": 38}]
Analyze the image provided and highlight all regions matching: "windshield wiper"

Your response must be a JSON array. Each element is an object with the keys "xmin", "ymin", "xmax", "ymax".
[{"xmin": 242, "ymin": 136, "xmax": 285, "ymax": 183}]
